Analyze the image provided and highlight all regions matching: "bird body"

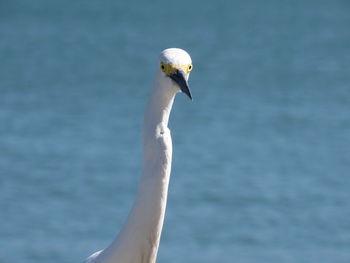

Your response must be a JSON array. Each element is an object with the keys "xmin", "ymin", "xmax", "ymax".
[{"xmin": 85, "ymin": 48, "xmax": 193, "ymax": 263}]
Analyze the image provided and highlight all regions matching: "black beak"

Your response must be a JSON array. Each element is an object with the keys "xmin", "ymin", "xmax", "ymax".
[{"xmin": 169, "ymin": 69, "xmax": 192, "ymax": 100}]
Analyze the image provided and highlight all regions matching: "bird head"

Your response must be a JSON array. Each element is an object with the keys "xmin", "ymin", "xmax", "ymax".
[{"xmin": 157, "ymin": 48, "xmax": 193, "ymax": 100}]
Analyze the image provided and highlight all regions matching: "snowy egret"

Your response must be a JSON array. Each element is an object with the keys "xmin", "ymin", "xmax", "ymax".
[{"xmin": 85, "ymin": 48, "xmax": 193, "ymax": 263}]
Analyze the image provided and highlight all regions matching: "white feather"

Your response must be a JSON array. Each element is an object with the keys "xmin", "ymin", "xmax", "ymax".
[{"xmin": 84, "ymin": 48, "xmax": 192, "ymax": 263}]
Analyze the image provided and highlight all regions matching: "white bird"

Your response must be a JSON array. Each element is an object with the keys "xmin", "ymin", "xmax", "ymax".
[{"xmin": 84, "ymin": 48, "xmax": 193, "ymax": 263}]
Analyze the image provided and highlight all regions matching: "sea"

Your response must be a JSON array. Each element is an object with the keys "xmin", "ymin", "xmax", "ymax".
[{"xmin": 1, "ymin": 0, "xmax": 349, "ymax": 262}]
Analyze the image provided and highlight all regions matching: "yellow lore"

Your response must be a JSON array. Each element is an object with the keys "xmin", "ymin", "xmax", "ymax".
[{"xmin": 160, "ymin": 62, "xmax": 193, "ymax": 76}]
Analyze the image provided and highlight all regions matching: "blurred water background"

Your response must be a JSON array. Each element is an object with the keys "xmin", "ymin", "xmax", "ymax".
[{"xmin": 1, "ymin": 0, "xmax": 350, "ymax": 262}]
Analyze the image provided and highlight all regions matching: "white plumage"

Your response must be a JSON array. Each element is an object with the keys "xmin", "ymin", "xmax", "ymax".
[{"xmin": 85, "ymin": 48, "xmax": 193, "ymax": 263}]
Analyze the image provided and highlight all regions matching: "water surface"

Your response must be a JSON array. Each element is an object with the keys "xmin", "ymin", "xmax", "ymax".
[{"xmin": 1, "ymin": 1, "xmax": 349, "ymax": 262}]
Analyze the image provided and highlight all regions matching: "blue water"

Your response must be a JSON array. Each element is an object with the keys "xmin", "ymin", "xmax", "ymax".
[{"xmin": 1, "ymin": 1, "xmax": 350, "ymax": 262}]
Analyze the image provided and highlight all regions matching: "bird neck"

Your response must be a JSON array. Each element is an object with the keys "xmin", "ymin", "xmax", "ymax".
[
  {"xmin": 99, "ymin": 81, "xmax": 176, "ymax": 263},
  {"xmin": 144, "ymin": 81, "xmax": 176, "ymax": 133}
]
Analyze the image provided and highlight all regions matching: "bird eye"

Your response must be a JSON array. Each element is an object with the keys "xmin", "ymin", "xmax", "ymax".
[
  {"xmin": 188, "ymin": 65, "xmax": 192, "ymax": 72},
  {"xmin": 161, "ymin": 64, "xmax": 165, "ymax": 72}
]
